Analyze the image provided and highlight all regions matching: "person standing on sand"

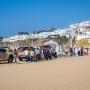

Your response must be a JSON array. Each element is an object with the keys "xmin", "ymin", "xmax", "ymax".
[
  {"xmin": 48, "ymin": 48, "xmax": 52, "ymax": 60},
  {"xmin": 24, "ymin": 48, "xmax": 29, "ymax": 62},
  {"xmin": 81, "ymin": 47, "xmax": 84, "ymax": 56},
  {"xmin": 78, "ymin": 47, "xmax": 81, "ymax": 56},
  {"xmin": 69, "ymin": 47, "xmax": 73, "ymax": 56},
  {"xmin": 41, "ymin": 49, "xmax": 45, "ymax": 60},
  {"xmin": 29, "ymin": 49, "xmax": 35, "ymax": 62},
  {"xmin": 74, "ymin": 47, "xmax": 78, "ymax": 56},
  {"xmin": 65, "ymin": 47, "xmax": 68, "ymax": 56},
  {"xmin": 13, "ymin": 49, "xmax": 18, "ymax": 63},
  {"xmin": 13, "ymin": 49, "xmax": 23, "ymax": 64},
  {"xmin": 35, "ymin": 48, "xmax": 41, "ymax": 62}
]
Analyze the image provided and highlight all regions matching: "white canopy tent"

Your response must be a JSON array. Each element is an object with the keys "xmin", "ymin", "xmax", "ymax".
[{"xmin": 44, "ymin": 40, "xmax": 60, "ymax": 55}]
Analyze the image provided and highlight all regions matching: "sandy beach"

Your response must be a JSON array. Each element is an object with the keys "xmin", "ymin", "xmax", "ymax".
[{"xmin": 0, "ymin": 56, "xmax": 90, "ymax": 90}]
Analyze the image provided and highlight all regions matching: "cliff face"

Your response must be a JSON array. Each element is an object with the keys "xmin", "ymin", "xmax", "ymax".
[{"xmin": 76, "ymin": 38, "xmax": 90, "ymax": 48}]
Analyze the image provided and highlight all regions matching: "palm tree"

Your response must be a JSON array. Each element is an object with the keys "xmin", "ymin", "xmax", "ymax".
[
  {"xmin": 0, "ymin": 37, "xmax": 4, "ymax": 47},
  {"xmin": 32, "ymin": 31, "xmax": 36, "ymax": 34},
  {"xmin": 0, "ymin": 37, "xmax": 3, "ymax": 41},
  {"xmin": 18, "ymin": 32, "xmax": 29, "ymax": 35}
]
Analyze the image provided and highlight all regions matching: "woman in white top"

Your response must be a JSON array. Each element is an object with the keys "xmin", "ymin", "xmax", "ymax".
[
  {"xmin": 74, "ymin": 47, "xmax": 78, "ymax": 56},
  {"xmin": 24, "ymin": 49, "xmax": 29, "ymax": 62}
]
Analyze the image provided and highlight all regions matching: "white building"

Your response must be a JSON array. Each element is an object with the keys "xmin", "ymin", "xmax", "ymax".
[{"xmin": 2, "ymin": 20, "xmax": 90, "ymax": 43}]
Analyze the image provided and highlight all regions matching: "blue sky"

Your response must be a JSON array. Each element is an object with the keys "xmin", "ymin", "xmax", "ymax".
[{"xmin": 0, "ymin": 0, "xmax": 90, "ymax": 37}]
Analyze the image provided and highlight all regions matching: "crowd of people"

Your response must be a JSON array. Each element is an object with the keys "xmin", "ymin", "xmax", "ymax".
[
  {"xmin": 13, "ymin": 46, "xmax": 89, "ymax": 63},
  {"xmin": 60, "ymin": 46, "xmax": 89, "ymax": 57},
  {"xmin": 13, "ymin": 47, "xmax": 57, "ymax": 63}
]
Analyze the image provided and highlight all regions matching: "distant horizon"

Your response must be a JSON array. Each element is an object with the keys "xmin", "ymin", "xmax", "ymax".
[{"xmin": 0, "ymin": 0, "xmax": 90, "ymax": 37}]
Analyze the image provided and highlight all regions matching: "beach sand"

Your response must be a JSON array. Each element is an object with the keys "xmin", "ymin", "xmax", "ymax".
[{"xmin": 0, "ymin": 56, "xmax": 90, "ymax": 90}]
